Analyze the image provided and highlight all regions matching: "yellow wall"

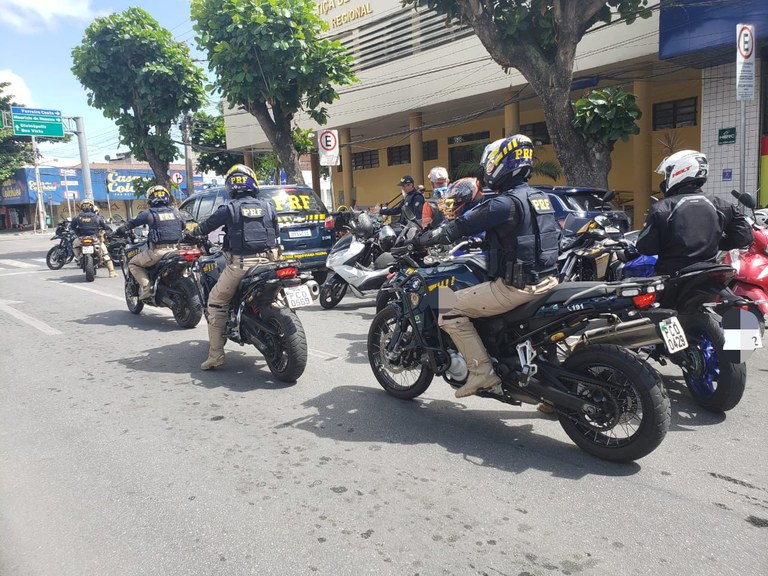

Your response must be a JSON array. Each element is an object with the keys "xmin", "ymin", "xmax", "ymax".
[{"xmin": 331, "ymin": 77, "xmax": 702, "ymax": 208}]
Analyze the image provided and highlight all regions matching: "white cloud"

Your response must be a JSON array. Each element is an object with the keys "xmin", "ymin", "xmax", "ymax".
[
  {"xmin": 0, "ymin": 0, "xmax": 102, "ymax": 31},
  {"xmin": 0, "ymin": 70, "xmax": 38, "ymax": 106}
]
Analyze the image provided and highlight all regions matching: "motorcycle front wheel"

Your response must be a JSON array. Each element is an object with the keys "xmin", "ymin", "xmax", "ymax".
[
  {"xmin": 678, "ymin": 313, "xmax": 746, "ymax": 412},
  {"xmin": 367, "ymin": 306, "xmax": 434, "ymax": 399},
  {"xmin": 170, "ymin": 277, "xmax": 203, "ymax": 329},
  {"xmin": 46, "ymin": 246, "xmax": 66, "ymax": 270},
  {"xmin": 558, "ymin": 344, "xmax": 670, "ymax": 462},
  {"xmin": 124, "ymin": 277, "xmax": 144, "ymax": 315},
  {"xmin": 84, "ymin": 255, "xmax": 95, "ymax": 282},
  {"xmin": 319, "ymin": 275, "xmax": 347, "ymax": 309},
  {"xmin": 258, "ymin": 307, "xmax": 308, "ymax": 382}
]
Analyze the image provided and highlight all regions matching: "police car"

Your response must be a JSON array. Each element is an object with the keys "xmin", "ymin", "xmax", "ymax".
[{"xmin": 179, "ymin": 185, "xmax": 334, "ymax": 284}]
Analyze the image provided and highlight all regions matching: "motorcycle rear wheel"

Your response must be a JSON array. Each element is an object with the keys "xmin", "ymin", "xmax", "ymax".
[
  {"xmin": 558, "ymin": 344, "xmax": 670, "ymax": 462},
  {"xmin": 46, "ymin": 246, "xmax": 66, "ymax": 270},
  {"xmin": 259, "ymin": 307, "xmax": 308, "ymax": 382},
  {"xmin": 679, "ymin": 313, "xmax": 746, "ymax": 412},
  {"xmin": 84, "ymin": 255, "xmax": 95, "ymax": 282},
  {"xmin": 124, "ymin": 278, "xmax": 144, "ymax": 314},
  {"xmin": 170, "ymin": 278, "xmax": 203, "ymax": 328},
  {"xmin": 319, "ymin": 275, "xmax": 347, "ymax": 309},
  {"xmin": 367, "ymin": 306, "xmax": 434, "ymax": 399}
]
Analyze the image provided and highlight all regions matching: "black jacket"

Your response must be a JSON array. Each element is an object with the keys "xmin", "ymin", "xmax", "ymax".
[
  {"xmin": 636, "ymin": 187, "xmax": 754, "ymax": 275},
  {"xmin": 380, "ymin": 191, "xmax": 425, "ymax": 226}
]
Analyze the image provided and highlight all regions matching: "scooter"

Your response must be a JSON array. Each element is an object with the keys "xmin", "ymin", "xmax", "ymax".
[{"xmin": 319, "ymin": 211, "xmax": 397, "ymax": 309}]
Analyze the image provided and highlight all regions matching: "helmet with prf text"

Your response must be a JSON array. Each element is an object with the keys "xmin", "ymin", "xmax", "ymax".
[
  {"xmin": 225, "ymin": 164, "xmax": 259, "ymax": 199},
  {"xmin": 480, "ymin": 134, "xmax": 534, "ymax": 189}
]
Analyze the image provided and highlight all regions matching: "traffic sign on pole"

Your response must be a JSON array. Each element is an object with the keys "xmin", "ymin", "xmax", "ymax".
[
  {"xmin": 736, "ymin": 24, "xmax": 755, "ymax": 101},
  {"xmin": 318, "ymin": 129, "xmax": 340, "ymax": 166},
  {"xmin": 10, "ymin": 107, "xmax": 65, "ymax": 138}
]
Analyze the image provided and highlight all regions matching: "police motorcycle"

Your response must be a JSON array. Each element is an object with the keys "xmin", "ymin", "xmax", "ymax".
[
  {"xmin": 184, "ymin": 232, "xmax": 321, "ymax": 383},
  {"xmin": 46, "ymin": 219, "xmax": 75, "ymax": 270},
  {"xmin": 557, "ymin": 204, "xmax": 759, "ymax": 413},
  {"xmin": 76, "ymin": 231, "xmax": 111, "ymax": 282},
  {"xmin": 112, "ymin": 215, "xmax": 205, "ymax": 329},
  {"xmin": 319, "ymin": 211, "xmax": 397, "ymax": 309},
  {"xmin": 369, "ymin": 212, "xmax": 673, "ymax": 462}
]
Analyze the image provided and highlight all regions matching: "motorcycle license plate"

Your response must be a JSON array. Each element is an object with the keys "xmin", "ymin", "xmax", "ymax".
[
  {"xmin": 81, "ymin": 245, "xmax": 94, "ymax": 254},
  {"xmin": 659, "ymin": 317, "xmax": 688, "ymax": 354},
  {"xmin": 283, "ymin": 285, "xmax": 313, "ymax": 308},
  {"xmin": 288, "ymin": 229, "xmax": 312, "ymax": 239}
]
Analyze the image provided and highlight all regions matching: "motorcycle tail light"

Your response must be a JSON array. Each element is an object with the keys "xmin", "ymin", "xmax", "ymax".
[
  {"xmin": 324, "ymin": 217, "xmax": 335, "ymax": 229},
  {"xmin": 179, "ymin": 248, "xmax": 202, "ymax": 262},
  {"xmin": 632, "ymin": 293, "xmax": 656, "ymax": 309},
  {"xmin": 276, "ymin": 266, "xmax": 297, "ymax": 279},
  {"xmin": 82, "ymin": 238, "xmax": 94, "ymax": 245}
]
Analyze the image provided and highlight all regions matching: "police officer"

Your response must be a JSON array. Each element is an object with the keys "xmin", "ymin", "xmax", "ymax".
[
  {"xmin": 418, "ymin": 135, "xmax": 561, "ymax": 398},
  {"xmin": 192, "ymin": 164, "xmax": 280, "ymax": 370},
  {"xmin": 116, "ymin": 185, "xmax": 184, "ymax": 300},
  {"xmin": 380, "ymin": 175, "xmax": 425, "ymax": 227},
  {"xmin": 71, "ymin": 199, "xmax": 117, "ymax": 277},
  {"xmin": 636, "ymin": 149, "xmax": 753, "ymax": 274}
]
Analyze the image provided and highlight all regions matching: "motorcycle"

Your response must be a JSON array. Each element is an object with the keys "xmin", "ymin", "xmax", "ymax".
[
  {"xmin": 77, "ymin": 233, "xmax": 110, "ymax": 282},
  {"xmin": 559, "ymin": 208, "xmax": 760, "ymax": 412},
  {"xmin": 117, "ymin": 226, "xmax": 205, "ymax": 329},
  {"xmin": 369, "ymin": 237, "xmax": 673, "ymax": 462},
  {"xmin": 46, "ymin": 219, "xmax": 75, "ymax": 270},
  {"xmin": 319, "ymin": 211, "xmax": 397, "ymax": 309},
  {"xmin": 190, "ymin": 236, "xmax": 321, "ymax": 382}
]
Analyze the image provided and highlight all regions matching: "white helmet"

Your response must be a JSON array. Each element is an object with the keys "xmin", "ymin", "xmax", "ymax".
[
  {"xmin": 428, "ymin": 166, "xmax": 449, "ymax": 184},
  {"xmin": 655, "ymin": 149, "xmax": 708, "ymax": 196}
]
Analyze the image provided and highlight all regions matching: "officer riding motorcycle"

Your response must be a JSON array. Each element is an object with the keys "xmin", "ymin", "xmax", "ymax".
[
  {"xmin": 71, "ymin": 199, "xmax": 117, "ymax": 278},
  {"xmin": 416, "ymin": 134, "xmax": 561, "ymax": 398}
]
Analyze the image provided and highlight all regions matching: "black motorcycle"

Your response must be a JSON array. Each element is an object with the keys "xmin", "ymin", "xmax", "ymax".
[
  {"xmin": 118, "ymin": 228, "xmax": 205, "ymax": 329},
  {"xmin": 191, "ymin": 237, "xmax": 321, "ymax": 382},
  {"xmin": 369, "ymin": 242, "xmax": 673, "ymax": 462},
  {"xmin": 46, "ymin": 219, "xmax": 75, "ymax": 270},
  {"xmin": 77, "ymin": 233, "xmax": 110, "ymax": 282}
]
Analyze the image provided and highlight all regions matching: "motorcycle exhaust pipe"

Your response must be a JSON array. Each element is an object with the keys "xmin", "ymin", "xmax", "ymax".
[
  {"xmin": 581, "ymin": 318, "xmax": 663, "ymax": 349},
  {"xmin": 304, "ymin": 280, "xmax": 320, "ymax": 300}
]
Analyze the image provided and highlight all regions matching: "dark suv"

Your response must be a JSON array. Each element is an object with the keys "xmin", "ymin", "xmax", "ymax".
[{"xmin": 179, "ymin": 185, "xmax": 334, "ymax": 283}]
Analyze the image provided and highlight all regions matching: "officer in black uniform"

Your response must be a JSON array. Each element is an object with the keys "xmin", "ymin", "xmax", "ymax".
[
  {"xmin": 116, "ymin": 185, "xmax": 184, "ymax": 299},
  {"xmin": 418, "ymin": 135, "xmax": 561, "ymax": 398},
  {"xmin": 192, "ymin": 164, "xmax": 279, "ymax": 370},
  {"xmin": 71, "ymin": 199, "xmax": 117, "ymax": 277},
  {"xmin": 636, "ymin": 149, "xmax": 753, "ymax": 275},
  {"xmin": 380, "ymin": 175, "xmax": 425, "ymax": 228}
]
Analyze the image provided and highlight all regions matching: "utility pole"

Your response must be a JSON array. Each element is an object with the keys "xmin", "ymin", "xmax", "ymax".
[
  {"xmin": 73, "ymin": 116, "xmax": 94, "ymax": 200},
  {"xmin": 31, "ymin": 136, "xmax": 46, "ymax": 232},
  {"xmin": 182, "ymin": 113, "xmax": 195, "ymax": 196}
]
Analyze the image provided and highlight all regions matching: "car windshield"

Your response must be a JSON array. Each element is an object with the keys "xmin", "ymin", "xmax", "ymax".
[
  {"xmin": 564, "ymin": 193, "xmax": 615, "ymax": 212},
  {"xmin": 260, "ymin": 188, "xmax": 327, "ymax": 214}
]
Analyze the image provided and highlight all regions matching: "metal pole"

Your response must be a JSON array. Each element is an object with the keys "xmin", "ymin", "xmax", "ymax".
[
  {"xmin": 740, "ymin": 100, "xmax": 747, "ymax": 199},
  {"xmin": 183, "ymin": 113, "xmax": 195, "ymax": 196},
  {"xmin": 32, "ymin": 136, "xmax": 46, "ymax": 232},
  {"xmin": 63, "ymin": 174, "xmax": 72, "ymax": 218},
  {"xmin": 48, "ymin": 194, "xmax": 54, "ymax": 224},
  {"xmin": 74, "ymin": 116, "xmax": 94, "ymax": 200}
]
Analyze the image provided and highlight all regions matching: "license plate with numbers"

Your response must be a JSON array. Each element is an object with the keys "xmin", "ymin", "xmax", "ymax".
[
  {"xmin": 81, "ymin": 245, "xmax": 94, "ymax": 254},
  {"xmin": 659, "ymin": 317, "xmax": 688, "ymax": 354},
  {"xmin": 283, "ymin": 285, "xmax": 313, "ymax": 308}
]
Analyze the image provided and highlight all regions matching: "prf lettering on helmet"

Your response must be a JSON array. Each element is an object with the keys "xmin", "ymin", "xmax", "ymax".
[
  {"xmin": 230, "ymin": 176, "xmax": 249, "ymax": 184},
  {"xmin": 158, "ymin": 213, "xmax": 177, "ymax": 221},
  {"xmin": 241, "ymin": 207, "xmax": 264, "ymax": 218},
  {"xmin": 530, "ymin": 197, "xmax": 553, "ymax": 212},
  {"xmin": 515, "ymin": 147, "xmax": 533, "ymax": 160},
  {"xmin": 272, "ymin": 194, "xmax": 312, "ymax": 212}
]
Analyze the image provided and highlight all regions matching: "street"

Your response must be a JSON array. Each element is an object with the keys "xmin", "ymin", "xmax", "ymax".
[{"xmin": 0, "ymin": 232, "xmax": 766, "ymax": 576}]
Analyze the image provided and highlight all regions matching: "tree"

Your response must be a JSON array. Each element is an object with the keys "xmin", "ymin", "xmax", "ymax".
[
  {"xmin": 190, "ymin": 109, "xmax": 244, "ymax": 176},
  {"xmin": 403, "ymin": 0, "xmax": 652, "ymax": 188},
  {"xmin": 0, "ymin": 82, "xmax": 34, "ymax": 182},
  {"xmin": 71, "ymin": 7, "xmax": 207, "ymax": 190},
  {"xmin": 191, "ymin": 0, "xmax": 357, "ymax": 185}
]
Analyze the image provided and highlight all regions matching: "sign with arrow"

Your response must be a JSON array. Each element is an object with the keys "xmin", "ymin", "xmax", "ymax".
[{"xmin": 10, "ymin": 107, "xmax": 65, "ymax": 138}]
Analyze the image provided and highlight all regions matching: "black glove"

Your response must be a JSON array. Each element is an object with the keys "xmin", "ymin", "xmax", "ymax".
[{"xmin": 415, "ymin": 229, "xmax": 442, "ymax": 247}]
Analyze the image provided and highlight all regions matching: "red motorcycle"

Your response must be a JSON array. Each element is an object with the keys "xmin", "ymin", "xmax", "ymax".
[{"xmin": 722, "ymin": 191, "xmax": 768, "ymax": 320}]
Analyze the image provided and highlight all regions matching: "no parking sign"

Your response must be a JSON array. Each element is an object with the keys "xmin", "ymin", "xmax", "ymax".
[{"xmin": 318, "ymin": 129, "xmax": 339, "ymax": 166}]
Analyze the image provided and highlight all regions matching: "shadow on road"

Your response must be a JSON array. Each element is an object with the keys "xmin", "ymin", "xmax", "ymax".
[
  {"xmin": 283, "ymin": 384, "xmax": 645, "ymax": 480},
  {"xmin": 73, "ymin": 308, "xmax": 182, "ymax": 333},
  {"xmin": 657, "ymin": 374, "xmax": 727, "ymax": 430}
]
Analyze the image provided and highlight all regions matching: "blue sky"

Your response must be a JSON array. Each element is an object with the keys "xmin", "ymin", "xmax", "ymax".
[{"xmin": 0, "ymin": 0, "xmax": 215, "ymax": 166}]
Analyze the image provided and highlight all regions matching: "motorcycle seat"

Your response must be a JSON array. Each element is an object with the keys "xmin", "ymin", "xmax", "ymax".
[
  {"xmin": 674, "ymin": 261, "xmax": 729, "ymax": 276},
  {"xmin": 500, "ymin": 281, "xmax": 607, "ymax": 322}
]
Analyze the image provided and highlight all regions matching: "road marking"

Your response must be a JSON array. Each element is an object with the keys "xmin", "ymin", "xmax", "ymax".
[
  {"xmin": 0, "ymin": 259, "xmax": 38, "ymax": 268},
  {"xmin": 308, "ymin": 348, "xmax": 340, "ymax": 360},
  {"xmin": 0, "ymin": 299, "xmax": 62, "ymax": 335},
  {"xmin": 0, "ymin": 269, "xmax": 47, "ymax": 277},
  {"xmin": 50, "ymin": 280, "xmax": 174, "ymax": 316}
]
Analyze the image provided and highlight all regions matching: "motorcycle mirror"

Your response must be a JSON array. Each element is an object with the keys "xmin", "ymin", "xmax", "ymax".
[
  {"xmin": 731, "ymin": 189, "xmax": 756, "ymax": 209},
  {"xmin": 602, "ymin": 190, "xmax": 616, "ymax": 203}
]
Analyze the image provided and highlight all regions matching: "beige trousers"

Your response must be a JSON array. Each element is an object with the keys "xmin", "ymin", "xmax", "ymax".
[
  {"xmin": 73, "ymin": 236, "xmax": 111, "ymax": 262},
  {"xmin": 128, "ymin": 245, "xmax": 177, "ymax": 288},
  {"xmin": 207, "ymin": 253, "xmax": 273, "ymax": 334}
]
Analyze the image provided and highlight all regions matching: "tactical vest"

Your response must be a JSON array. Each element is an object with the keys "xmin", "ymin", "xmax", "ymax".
[
  {"xmin": 487, "ymin": 185, "xmax": 560, "ymax": 281},
  {"xmin": 75, "ymin": 212, "xmax": 99, "ymax": 236},
  {"xmin": 227, "ymin": 197, "xmax": 277, "ymax": 255},
  {"xmin": 148, "ymin": 207, "xmax": 183, "ymax": 245}
]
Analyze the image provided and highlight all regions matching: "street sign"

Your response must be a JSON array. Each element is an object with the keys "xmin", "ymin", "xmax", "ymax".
[
  {"xmin": 10, "ymin": 107, "xmax": 65, "ymax": 138},
  {"xmin": 718, "ymin": 127, "xmax": 736, "ymax": 145},
  {"xmin": 318, "ymin": 129, "xmax": 340, "ymax": 166},
  {"xmin": 170, "ymin": 171, "xmax": 184, "ymax": 185},
  {"xmin": 736, "ymin": 24, "xmax": 755, "ymax": 101}
]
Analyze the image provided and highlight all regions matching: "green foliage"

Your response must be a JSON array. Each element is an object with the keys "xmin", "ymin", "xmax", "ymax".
[
  {"xmin": 291, "ymin": 127, "xmax": 315, "ymax": 155},
  {"xmin": 572, "ymin": 86, "xmax": 642, "ymax": 149},
  {"xmin": 71, "ymin": 8, "xmax": 207, "ymax": 186},
  {"xmin": 0, "ymin": 82, "xmax": 33, "ymax": 182},
  {"xmin": 452, "ymin": 141, "xmax": 561, "ymax": 182},
  {"xmin": 190, "ymin": 110, "xmax": 244, "ymax": 176},
  {"xmin": 252, "ymin": 153, "xmax": 279, "ymax": 182}
]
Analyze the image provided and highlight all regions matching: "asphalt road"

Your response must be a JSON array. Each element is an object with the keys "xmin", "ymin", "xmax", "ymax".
[{"xmin": 0, "ymin": 231, "xmax": 766, "ymax": 576}]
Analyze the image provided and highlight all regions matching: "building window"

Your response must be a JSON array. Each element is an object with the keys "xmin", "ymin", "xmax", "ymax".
[
  {"xmin": 653, "ymin": 97, "xmax": 698, "ymax": 130},
  {"xmin": 387, "ymin": 144, "xmax": 410, "ymax": 166},
  {"xmin": 352, "ymin": 150, "xmax": 379, "ymax": 170},
  {"xmin": 448, "ymin": 131, "xmax": 490, "ymax": 145},
  {"xmin": 520, "ymin": 121, "xmax": 551, "ymax": 145},
  {"xmin": 423, "ymin": 139, "xmax": 438, "ymax": 161}
]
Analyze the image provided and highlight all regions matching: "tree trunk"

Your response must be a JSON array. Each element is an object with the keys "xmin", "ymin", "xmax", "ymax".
[
  {"xmin": 248, "ymin": 102, "xmax": 306, "ymax": 186},
  {"xmin": 144, "ymin": 147, "xmax": 171, "ymax": 191}
]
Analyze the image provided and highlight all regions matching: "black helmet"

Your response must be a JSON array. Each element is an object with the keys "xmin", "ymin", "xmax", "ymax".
[
  {"xmin": 480, "ymin": 134, "xmax": 534, "ymax": 189},
  {"xmin": 225, "ymin": 164, "xmax": 259, "ymax": 198},
  {"xmin": 444, "ymin": 177, "xmax": 482, "ymax": 219},
  {"xmin": 147, "ymin": 185, "xmax": 172, "ymax": 207}
]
